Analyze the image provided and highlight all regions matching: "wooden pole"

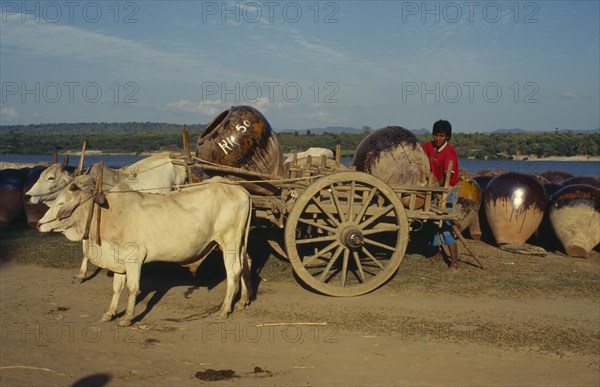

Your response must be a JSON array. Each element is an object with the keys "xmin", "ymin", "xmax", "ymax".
[
  {"xmin": 452, "ymin": 224, "xmax": 484, "ymax": 269},
  {"xmin": 76, "ymin": 141, "xmax": 87, "ymax": 176},
  {"xmin": 182, "ymin": 125, "xmax": 190, "ymax": 157},
  {"xmin": 83, "ymin": 161, "xmax": 103, "ymax": 243},
  {"xmin": 95, "ymin": 161, "xmax": 104, "ymax": 245}
]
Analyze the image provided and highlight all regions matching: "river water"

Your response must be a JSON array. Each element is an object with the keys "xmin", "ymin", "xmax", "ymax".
[{"xmin": 0, "ymin": 154, "xmax": 598, "ymax": 177}]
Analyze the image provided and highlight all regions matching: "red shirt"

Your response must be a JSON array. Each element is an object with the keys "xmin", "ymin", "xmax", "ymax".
[{"xmin": 422, "ymin": 141, "xmax": 460, "ymax": 186}]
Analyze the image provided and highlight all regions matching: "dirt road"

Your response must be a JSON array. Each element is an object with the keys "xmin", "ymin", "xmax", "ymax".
[{"xmin": 1, "ymin": 226, "xmax": 599, "ymax": 386}]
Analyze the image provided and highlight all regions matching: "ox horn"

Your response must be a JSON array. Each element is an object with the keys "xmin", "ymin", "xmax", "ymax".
[{"xmin": 61, "ymin": 154, "xmax": 69, "ymax": 170}]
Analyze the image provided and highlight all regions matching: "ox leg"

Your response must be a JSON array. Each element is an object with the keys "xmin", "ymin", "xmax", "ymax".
[
  {"xmin": 216, "ymin": 251, "xmax": 243, "ymax": 318},
  {"xmin": 75, "ymin": 256, "xmax": 89, "ymax": 283},
  {"xmin": 102, "ymin": 273, "xmax": 126, "ymax": 322},
  {"xmin": 240, "ymin": 252, "xmax": 253, "ymax": 308},
  {"xmin": 119, "ymin": 265, "xmax": 141, "ymax": 327},
  {"xmin": 75, "ymin": 243, "xmax": 90, "ymax": 283}
]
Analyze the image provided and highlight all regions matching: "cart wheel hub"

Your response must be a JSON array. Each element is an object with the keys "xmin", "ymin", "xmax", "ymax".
[{"xmin": 341, "ymin": 226, "xmax": 364, "ymax": 249}]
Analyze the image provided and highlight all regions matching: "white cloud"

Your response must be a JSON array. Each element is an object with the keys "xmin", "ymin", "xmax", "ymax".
[
  {"xmin": 560, "ymin": 91, "xmax": 577, "ymax": 100},
  {"xmin": 164, "ymin": 97, "xmax": 287, "ymax": 119},
  {"xmin": 0, "ymin": 13, "xmax": 220, "ymax": 82},
  {"xmin": 0, "ymin": 106, "xmax": 19, "ymax": 121},
  {"xmin": 308, "ymin": 111, "xmax": 337, "ymax": 124},
  {"xmin": 165, "ymin": 100, "xmax": 223, "ymax": 116}
]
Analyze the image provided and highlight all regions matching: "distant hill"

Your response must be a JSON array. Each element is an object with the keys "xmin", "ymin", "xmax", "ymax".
[
  {"xmin": 1, "ymin": 123, "xmax": 598, "ymax": 136},
  {"xmin": 276, "ymin": 126, "xmax": 363, "ymax": 135},
  {"xmin": 0, "ymin": 122, "xmax": 205, "ymax": 135},
  {"xmin": 491, "ymin": 128, "xmax": 599, "ymax": 135},
  {"xmin": 277, "ymin": 126, "xmax": 431, "ymax": 135},
  {"xmin": 492, "ymin": 128, "xmax": 527, "ymax": 133}
]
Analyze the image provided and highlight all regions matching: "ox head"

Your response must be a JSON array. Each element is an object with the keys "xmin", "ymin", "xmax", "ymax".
[
  {"xmin": 37, "ymin": 175, "xmax": 97, "ymax": 239},
  {"xmin": 25, "ymin": 158, "xmax": 73, "ymax": 204}
]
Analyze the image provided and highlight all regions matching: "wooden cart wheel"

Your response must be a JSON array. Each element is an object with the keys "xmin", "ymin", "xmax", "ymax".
[{"xmin": 285, "ymin": 171, "xmax": 409, "ymax": 296}]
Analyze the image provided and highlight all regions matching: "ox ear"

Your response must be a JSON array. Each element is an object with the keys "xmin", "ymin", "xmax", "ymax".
[
  {"xmin": 94, "ymin": 192, "xmax": 107, "ymax": 207},
  {"xmin": 72, "ymin": 175, "xmax": 95, "ymax": 192},
  {"xmin": 57, "ymin": 196, "xmax": 82, "ymax": 220}
]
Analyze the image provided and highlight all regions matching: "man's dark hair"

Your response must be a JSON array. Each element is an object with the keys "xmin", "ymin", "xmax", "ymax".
[{"xmin": 432, "ymin": 120, "xmax": 452, "ymax": 141}]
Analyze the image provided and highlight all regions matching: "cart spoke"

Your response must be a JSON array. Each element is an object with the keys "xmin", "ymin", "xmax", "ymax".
[
  {"xmin": 361, "ymin": 245, "xmax": 386, "ymax": 270},
  {"xmin": 347, "ymin": 181, "xmax": 356, "ymax": 223},
  {"xmin": 352, "ymin": 250, "xmax": 366, "ymax": 282},
  {"xmin": 303, "ymin": 240, "xmax": 341, "ymax": 266},
  {"xmin": 362, "ymin": 225, "xmax": 401, "ymax": 235},
  {"xmin": 298, "ymin": 217, "xmax": 337, "ymax": 233},
  {"xmin": 296, "ymin": 234, "xmax": 337, "ymax": 245},
  {"xmin": 352, "ymin": 187, "xmax": 377, "ymax": 222},
  {"xmin": 360, "ymin": 204, "xmax": 395, "ymax": 229},
  {"xmin": 319, "ymin": 246, "xmax": 344, "ymax": 282},
  {"xmin": 310, "ymin": 195, "xmax": 340, "ymax": 227},
  {"xmin": 363, "ymin": 237, "xmax": 397, "ymax": 252},
  {"xmin": 340, "ymin": 249, "xmax": 349, "ymax": 287},
  {"xmin": 329, "ymin": 184, "xmax": 346, "ymax": 223}
]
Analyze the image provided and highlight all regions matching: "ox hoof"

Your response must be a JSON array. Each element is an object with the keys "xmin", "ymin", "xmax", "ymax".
[
  {"xmin": 118, "ymin": 319, "xmax": 132, "ymax": 327},
  {"xmin": 213, "ymin": 309, "xmax": 230, "ymax": 319},
  {"xmin": 100, "ymin": 313, "xmax": 114, "ymax": 322}
]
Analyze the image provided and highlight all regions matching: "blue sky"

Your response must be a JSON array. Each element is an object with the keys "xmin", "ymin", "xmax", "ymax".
[{"xmin": 1, "ymin": 0, "xmax": 598, "ymax": 132}]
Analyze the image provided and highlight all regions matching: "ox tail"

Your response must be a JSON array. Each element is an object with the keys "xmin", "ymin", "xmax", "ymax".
[{"xmin": 240, "ymin": 191, "xmax": 254, "ymax": 301}]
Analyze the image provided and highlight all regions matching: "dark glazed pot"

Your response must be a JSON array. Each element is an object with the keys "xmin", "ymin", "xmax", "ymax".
[
  {"xmin": 541, "ymin": 170, "xmax": 573, "ymax": 185},
  {"xmin": 0, "ymin": 168, "xmax": 28, "ymax": 228},
  {"xmin": 484, "ymin": 172, "xmax": 547, "ymax": 245},
  {"xmin": 23, "ymin": 166, "xmax": 50, "ymax": 229},
  {"xmin": 455, "ymin": 178, "xmax": 482, "ymax": 233},
  {"xmin": 561, "ymin": 175, "xmax": 600, "ymax": 189},
  {"xmin": 196, "ymin": 105, "xmax": 283, "ymax": 177},
  {"xmin": 352, "ymin": 126, "xmax": 430, "ymax": 208},
  {"xmin": 549, "ymin": 184, "xmax": 600, "ymax": 257},
  {"xmin": 467, "ymin": 175, "xmax": 494, "ymax": 241}
]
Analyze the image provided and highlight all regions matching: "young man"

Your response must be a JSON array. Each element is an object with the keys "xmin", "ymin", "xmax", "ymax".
[{"xmin": 422, "ymin": 120, "xmax": 460, "ymax": 270}]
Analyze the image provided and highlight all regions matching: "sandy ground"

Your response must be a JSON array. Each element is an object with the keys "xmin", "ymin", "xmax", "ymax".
[{"xmin": 1, "ymin": 225, "xmax": 599, "ymax": 386}]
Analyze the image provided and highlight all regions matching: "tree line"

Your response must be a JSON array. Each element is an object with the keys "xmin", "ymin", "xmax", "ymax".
[{"xmin": 1, "ymin": 123, "xmax": 599, "ymax": 159}]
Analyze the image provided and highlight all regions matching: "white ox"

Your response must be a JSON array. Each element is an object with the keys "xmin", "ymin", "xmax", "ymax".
[
  {"xmin": 37, "ymin": 176, "xmax": 253, "ymax": 326},
  {"xmin": 26, "ymin": 151, "xmax": 188, "ymax": 204},
  {"xmin": 26, "ymin": 152, "xmax": 189, "ymax": 282}
]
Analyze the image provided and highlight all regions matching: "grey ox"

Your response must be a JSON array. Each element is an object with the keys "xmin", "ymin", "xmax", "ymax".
[
  {"xmin": 26, "ymin": 152, "xmax": 189, "ymax": 282},
  {"xmin": 37, "ymin": 175, "xmax": 253, "ymax": 326}
]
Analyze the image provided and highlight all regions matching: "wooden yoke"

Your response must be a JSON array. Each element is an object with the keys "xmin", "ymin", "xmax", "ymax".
[{"xmin": 83, "ymin": 160, "xmax": 104, "ymax": 245}]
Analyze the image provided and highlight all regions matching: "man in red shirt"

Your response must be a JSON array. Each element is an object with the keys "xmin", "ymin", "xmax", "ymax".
[{"xmin": 422, "ymin": 120, "xmax": 460, "ymax": 270}]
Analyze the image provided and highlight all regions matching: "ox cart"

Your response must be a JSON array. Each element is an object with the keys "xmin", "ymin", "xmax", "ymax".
[
  {"xmin": 181, "ymin": 106, "xmax": 481, "ymax": 297},
  {"xmin": 190, "ymin": 152, "xmax": 468, "ymax": 297}
]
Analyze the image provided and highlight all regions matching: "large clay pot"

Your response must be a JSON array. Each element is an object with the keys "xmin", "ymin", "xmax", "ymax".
[
  {"xmin": 22, "ymin": 166, "xmax": 50, "ymax": 229},
  {"xmin": 196, "ymin": 105, "xmax": 283, "ymax": 177},
  {"xmin": 484, "ymin": 172, "xmax": 547, "ymax": 245},
  {"xmin": 561, "ymin": 175, "xmax": 600, "ymax": 189},
  {"xmin": 455, "ymin": 178, "xmax": 482, "ymax": 233},
  {"xmin": 541, "ymin": 170, "xmax": 573, "ymax": 184},
  {"xmin": 549, "ymin": 184, "xmax": 600, "ymax": 257},
  {"xmin": 0, "ymin": 168, "xmax": 28, "ymax": 228},
  {"xmin": 467, "ymin": 175, "xmax": 494, "ymax": 241},
  {"xmin": 530, "ymin": 183, "xmax": 565, "ymax": 251},
  {"xmin": 352, "ymin": 126, "xmax": 430, "ymax": 208}
]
